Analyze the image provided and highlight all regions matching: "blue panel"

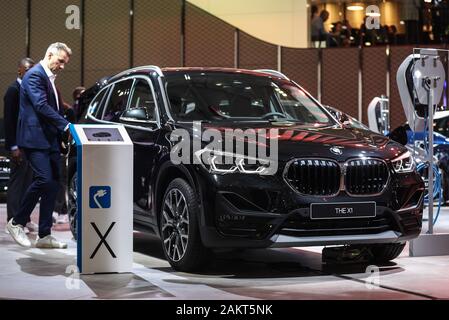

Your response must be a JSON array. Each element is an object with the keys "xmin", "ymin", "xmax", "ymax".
[{"xmin": 70, "ymin": 125, "xmax": 83, "ymax": 273}]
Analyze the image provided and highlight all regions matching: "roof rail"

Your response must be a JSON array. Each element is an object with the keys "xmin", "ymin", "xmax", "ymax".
[
  {"xmin": 254, "ymin": 69, "xmax": 289, "ymax": 80},
  {"xmin": 112, "ymin": 65, "xmax": 163, "ymax": 79}
]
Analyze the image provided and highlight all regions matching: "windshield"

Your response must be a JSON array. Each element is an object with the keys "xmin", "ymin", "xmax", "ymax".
[{"xmin": 166, "ymin": 72, "xmax": 335, "ymax": 126}]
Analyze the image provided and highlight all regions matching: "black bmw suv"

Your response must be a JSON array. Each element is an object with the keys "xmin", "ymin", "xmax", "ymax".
[{"xmin": 70, "ymin": 66, "xmax": 424, "ymax": 271}]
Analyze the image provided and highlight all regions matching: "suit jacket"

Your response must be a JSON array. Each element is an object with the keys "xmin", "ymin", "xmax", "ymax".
[
  {"xmin": 3, "ymin": 80, "xmax": 20, "ymax": 150},
  {"xmin": 17, "ymin": 63, "xmax": 69, "ymax": 150}
]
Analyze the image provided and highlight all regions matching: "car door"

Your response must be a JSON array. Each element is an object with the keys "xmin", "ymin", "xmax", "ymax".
[{"xmin": 117, "ymin": 76, "xmax": 161, "ymax": 225}]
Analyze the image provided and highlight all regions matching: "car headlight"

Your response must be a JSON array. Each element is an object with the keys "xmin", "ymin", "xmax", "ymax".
[
  {"xmin": 194, "ymin": 149, "xmax": 274, "ymax": 175},
  {"xmin": 392, "ymin": 151, "xmax": 415, "ymax": 173}
]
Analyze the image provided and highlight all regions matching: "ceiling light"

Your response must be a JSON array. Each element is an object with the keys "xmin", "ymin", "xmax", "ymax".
[{"xmin": 347, "ymin": 5, "xmax": 364, "ymax": 11}]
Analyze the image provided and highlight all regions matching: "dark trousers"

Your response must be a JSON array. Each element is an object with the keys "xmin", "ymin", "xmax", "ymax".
[
  {"xmin": 6, "ymin": 155, "xmax": 34, "ymax": 222},
  {"xmin": 14, "ymin": 149, "xmax": 61, "ymax": 238}
]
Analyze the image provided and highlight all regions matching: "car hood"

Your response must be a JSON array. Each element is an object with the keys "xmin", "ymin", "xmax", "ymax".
[{"xmin": 174, "ymin": 122, "xmax": 407, "ymax": 163}]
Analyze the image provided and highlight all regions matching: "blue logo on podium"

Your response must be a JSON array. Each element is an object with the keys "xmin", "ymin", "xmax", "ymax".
[{"xmin": 89, "ymin": 186, "xmax": 111, "ymax": 209}]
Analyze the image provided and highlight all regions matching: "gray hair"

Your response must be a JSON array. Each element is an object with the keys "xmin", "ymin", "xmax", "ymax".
[{"xmin": 45, "ymin": 42, "xmax": 72, "ymax": 57}]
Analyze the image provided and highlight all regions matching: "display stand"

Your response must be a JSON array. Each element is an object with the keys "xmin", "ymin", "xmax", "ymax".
[{"xmin": 70, "ymin": 124, "xmax": 134, "ymax": 273}]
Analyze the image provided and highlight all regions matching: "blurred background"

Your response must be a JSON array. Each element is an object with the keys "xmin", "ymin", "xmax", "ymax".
[{"xmin": 0, "ymin": 0, "xmax": 448, "ymax": 141}]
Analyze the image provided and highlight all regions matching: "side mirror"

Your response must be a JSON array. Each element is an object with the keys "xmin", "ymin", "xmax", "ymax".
[
  {"xmin": 324, "ymin": 105, "xmax": 337, "ymax": 118},
  {"xmin": 164, "ymin": 119, "xmax": 175, "ymax": 131},
  {"xmin": 324, "ymin": 105, "xmax": 349, "ymax": 125},
  {"xmin": 120, "ymin": 107, "xmax": 151, "ymax": 121},
  {"xmin": 338, "ymin": 113, "xmax": 351, "ymax": 126}
]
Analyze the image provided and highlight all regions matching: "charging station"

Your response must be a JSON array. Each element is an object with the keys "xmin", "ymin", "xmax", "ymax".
[
  {"xmin": 70, "ymin": 124, "xmax": 133, "ymax": 274},
  {"xmin": 395, "ymin": 48, "xmax": 449, "ymax": 256}
]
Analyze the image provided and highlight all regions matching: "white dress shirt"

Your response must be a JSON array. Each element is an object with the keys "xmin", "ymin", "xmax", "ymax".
[{"xmin": 40, "ymin": 60, "xmax": 59, "ymax": 110}]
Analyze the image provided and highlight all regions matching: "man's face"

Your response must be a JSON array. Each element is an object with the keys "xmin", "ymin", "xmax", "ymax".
[
  {"xmin": 47, "ymin": 50, "xmax": 70, "ymax": 74},
  {"xmin": 18, "ymin": 62, "xmax": 33, "ymax": 79}
]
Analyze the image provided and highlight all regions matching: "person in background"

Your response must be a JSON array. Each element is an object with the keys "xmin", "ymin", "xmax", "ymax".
[
  {"xmin": 341, "ymin": 19, "xmax": 353, "ymax": 47},
  {"xmin": 71, "ymin": 86, "xmax": 85, "ymax": 121},
  {"xmin": 311, "ymin": 10, "xmax": 330, "ymax": 47},
  {"xmin": 387, "ymin": 25, "xmax": 398, "ymax": 45},
  {"xmin": 342, "ymin": 19, "xmax": 352, "ymax": 35},
  {"xmin": 3, "ymin": 58, "xmax": 38, "ymax": 234},
  {"xmin": 329, "ymin": 21, "xmax": 343, "ymax": 47},
  {"xmin": 311, "ymin": 4, "xmax": 319, "ymax": 20}
]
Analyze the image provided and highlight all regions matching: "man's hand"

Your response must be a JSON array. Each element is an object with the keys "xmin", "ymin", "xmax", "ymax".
[
  {"xmin": 11, "ymin": 149, "xmax": 23, "ymax": 164},
  {"xmin": 60, "ymin": 127, "xmax": 72, "ymax": 155}
]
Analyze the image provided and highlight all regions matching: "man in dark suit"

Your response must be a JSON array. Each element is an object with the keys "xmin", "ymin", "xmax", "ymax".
[
  {"xmin": 3, "ymin": 58, "xmax": 36, "ymax": 232},
  {"xmin": 6, "ymin": 43, "xmax": 72, "ymax": 249}
]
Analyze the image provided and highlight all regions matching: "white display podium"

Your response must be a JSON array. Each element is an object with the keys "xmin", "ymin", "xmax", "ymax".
[{"xmin": 70, "ymin": 124, "xmax": 133, "ymax": 274}]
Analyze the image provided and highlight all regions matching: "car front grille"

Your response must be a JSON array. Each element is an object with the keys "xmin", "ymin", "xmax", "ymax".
[
  {"xmin": 284, "ymin": 159, "xmax": 341, "ymax": 196},
  {"xmin": 345, "ymin": 159, "xmax": 389, "ymax": 195},
  {"xmin": 284, "ymin": 158, "xmax": 389, "ymax": 197}
]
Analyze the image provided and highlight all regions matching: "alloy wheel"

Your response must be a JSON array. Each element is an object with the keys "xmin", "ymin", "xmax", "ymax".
[
  {"xmin": 68, "ymin": 174, "xmax": 78, "ymax": 238},
  {"xmin": 161, "ymin": 188, "xmax": 189, "ymax": 262}
]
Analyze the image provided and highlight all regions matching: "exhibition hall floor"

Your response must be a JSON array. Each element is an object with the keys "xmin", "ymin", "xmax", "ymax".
[{"xmin": 1, "ymin": 203, "xmax": 449, "ymax": 300}]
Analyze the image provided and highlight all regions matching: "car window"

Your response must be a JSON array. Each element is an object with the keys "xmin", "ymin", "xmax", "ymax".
[
  {"xmin": 88, "ymin": 88, "xmax": 108, "ymax": 119},
  {"xmin": 128, "ymin": 79, "xmax": 157, "ymax": 121},
  {"xmin": 102, "ymin": 79, "xmax": 133, "ymax": 122}
]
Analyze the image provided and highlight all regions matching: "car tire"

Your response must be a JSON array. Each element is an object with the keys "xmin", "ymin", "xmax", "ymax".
[
  {"xmin": 368, "ymin": 242, "xmax": 406, "ymax": 263},
  {"xmin": 159, "ymin": 178, "xmax": 210, "ymax": 271},
  {"xmin": 67, "ymin": 172, "xmax": 78, "ymax": 241}
]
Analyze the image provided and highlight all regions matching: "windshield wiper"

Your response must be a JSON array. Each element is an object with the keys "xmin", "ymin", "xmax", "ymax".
[
  {"xmin": 269, "ymin": 119, "xmax": 297, "ymax": 126},
  {"xmin": 260, "ymin": 112, "xmax": 290, "ymax": 121}
]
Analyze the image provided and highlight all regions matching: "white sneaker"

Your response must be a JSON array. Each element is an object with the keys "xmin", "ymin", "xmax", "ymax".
[
  {"xmin": 35, "ymin": 235, "xmax": 67, "ymax": 249},
  {"xmin": 6, "ymin": 225, "xmax": 29, "ymax": 234},
  {"xmin": 56, "ymin": 214, "xmax": 69, "ymax": 224},
  {"xmin": 26, "ymin": 221, "xmax": 39, "ymax": 232},
  {"xmin": 6, "ymin": 219, "xmax": 31, "ymax": 248}
]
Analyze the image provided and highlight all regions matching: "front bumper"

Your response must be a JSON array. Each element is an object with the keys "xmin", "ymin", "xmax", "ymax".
[
  {"xmin": 195, "ymin": 168, "xmax": 424, "ymax": 249},
  {"xmin": 270, "ymin": 231, "xmax": 414, "ymax": 248}
]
